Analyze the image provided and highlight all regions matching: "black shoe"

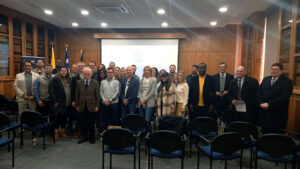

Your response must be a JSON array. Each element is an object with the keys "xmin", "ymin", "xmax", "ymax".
[
  {"xmin": 77, "ymin": 138, "xmax": 88, "ymax": 144},
  {"xmin": 89, "ymin": 138, "xmax": 95, "ymax": 144}
]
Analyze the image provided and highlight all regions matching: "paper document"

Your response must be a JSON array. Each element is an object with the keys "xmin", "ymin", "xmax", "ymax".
[{"xmin": 235, "ymin": 100, "xmax": 246, "ymax": 112}]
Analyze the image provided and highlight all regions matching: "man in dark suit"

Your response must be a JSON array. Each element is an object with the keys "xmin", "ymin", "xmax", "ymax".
[
  {"xmin": 228, "ymin": 66, "xmax": 259, "ymax": 124},
  {"xmin": 75, "ymin": 67, "xmax": 100, "ymax": 144},
  {"xmin": 213, "ymin": 62, "xmax": 234, "ymax": 122},
  {"xmin": 186, "ymin": 64, "xmax": 198, "ymax": 88},
  {"xmin": 188, "ymin": 63, "xmax": 215, "ymax": 120},
  {"xmin": 257, "ymin": 63, "xmax": 293, "ymax": 134}
]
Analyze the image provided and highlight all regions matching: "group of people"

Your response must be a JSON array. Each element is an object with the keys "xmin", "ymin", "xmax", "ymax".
[{"xmin": 14, "ymin": 59, "xmax": 293, "ymax": 145}]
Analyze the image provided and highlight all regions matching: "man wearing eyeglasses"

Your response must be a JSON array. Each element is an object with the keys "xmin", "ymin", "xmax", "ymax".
[{"xmin": 257, "ymin": 63, "xmax": 293, "ymax": 134}]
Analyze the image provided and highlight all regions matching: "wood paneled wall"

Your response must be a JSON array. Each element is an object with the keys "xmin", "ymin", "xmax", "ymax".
[{"xmin": 56, "ymin": 26, "xmax": 238, "ymax": 76}]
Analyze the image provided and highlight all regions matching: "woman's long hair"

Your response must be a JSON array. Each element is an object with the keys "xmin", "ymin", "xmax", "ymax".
[{"xmin": 157, "ymin": 75, "xmax": 172, "ymax": 94}]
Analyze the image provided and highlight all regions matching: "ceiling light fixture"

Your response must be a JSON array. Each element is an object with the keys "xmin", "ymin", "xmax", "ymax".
[
  {"xmin": 161, "ymin": 22, "xmax": 168, "ymax": 27},
  {"xmin": 44, "ymin": 9, "xmax": 53, "ymax": 15},
  {"xmin": 210, "ymin": 21, "xmax": 217, "ymax": 26},
  {"xmin": 157, "ymin": 9, "xmax": 165, "ymax": 15},
  {"xmin": 81, "ymin": 10, "xmax": 89, "ymax": 15},
  {"xmin": 101, "ymin": 22, "xmax": 108, "ymax": 27},
  {"xmin": 72, "ymin": 22, "xmax": 79, "ymax": 27},
  {"xmin": 219, "ymin": 6, "xmax": 228, "ymax": 13},
  {"xmin": 289, "ymin": 20, "xmax": 293, "ymax": 23}
]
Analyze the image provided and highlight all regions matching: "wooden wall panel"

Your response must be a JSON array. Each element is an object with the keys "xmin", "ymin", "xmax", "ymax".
[{"xmin": 0, "ymin": 80, "xmax": 15, "ymax": 99}]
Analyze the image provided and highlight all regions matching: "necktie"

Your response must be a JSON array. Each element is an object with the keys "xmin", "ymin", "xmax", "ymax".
[
  {"xmin": 237, "ymin": 79, "xmax": 241, "ymax": 100},
  {"xmin": 271, "ymin": 77, "xmax": 276, "ymax": 86},
  {"xmin": 85, "ymin": 80, "xmax": 88, "ymax": 89}
]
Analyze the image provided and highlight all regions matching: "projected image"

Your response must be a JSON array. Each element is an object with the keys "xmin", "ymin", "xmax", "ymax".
[{"xmin": 101, "ymin": 39, "xmax": 179, "ymax": 78}]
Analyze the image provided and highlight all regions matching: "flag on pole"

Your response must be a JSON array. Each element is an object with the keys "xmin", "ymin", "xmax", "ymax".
[
  {"xmin": 51, "ymin": 45, "xmax": 56, "ymax": 69},
  {"xmin": 64, "ymin": 46, "xmax": 69, "ymax": 69},
  {"xmin": 80, "ymin": 49, "xmax": 83, "ymax": 61}
]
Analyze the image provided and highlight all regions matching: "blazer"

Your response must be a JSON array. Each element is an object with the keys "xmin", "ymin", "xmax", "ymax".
[
  {"xmin": 257, "ymin": 75, "xmax": 293, "ymax": 129},
  {"xmin": 49, "ymin": 75, "xmax": 69, "ymax": 113},
  {"xmin": 212, "ymin": 73, "xmax": 234, "ymax": 92},
  {"xmin": 138, "ymin": 77, "xmax": 157, "ymax": 107},
  {"xmin": 228, "ymin": 75, "xmax": 259, "ymax": 123},
  {"xmin": 188, "ymin": 74, "xmax": 215, "ymax": 107},
  {"xmin": 14, "ymin": 71, "xmax": 39, "ymax": 102},
  {"xmin": 120, "ymin": 76, "xmax": 140, "ymax": 104},
  {"xmin": 75, "ymin": 79, "xmax": 100, "ymax": 112}
]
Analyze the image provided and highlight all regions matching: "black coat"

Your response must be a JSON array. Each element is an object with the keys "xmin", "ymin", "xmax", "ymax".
[
  {"xmin": 257, "ymin": 75, "xmax": 293, "ymax": 130},
  {"xmin": 71, "ymin": 74, "xmax": 82, "ymax": 102},
  {"xmin": 228, "ymin": 75, "xmax": 259, "ymax": 123},
  {"xmin": 49, "ymin": 75, "xmax": 68, "ymax": 113},
  {"xmin": 212, "ymin": 73, "xmax": 234, "ymax": 92},
  {"xmin": 188, "ymin": 74, "xmax": 215, "ymax": 107}
]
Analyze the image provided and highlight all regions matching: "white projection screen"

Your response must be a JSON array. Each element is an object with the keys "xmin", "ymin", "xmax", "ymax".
[{"xmin": 101, "ymin": 39, "xmax": 179, "ymax": 78}]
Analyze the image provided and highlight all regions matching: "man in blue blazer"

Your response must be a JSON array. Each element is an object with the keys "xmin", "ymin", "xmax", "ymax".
[
  {"xmin": 212, "ymin": 62, "xmax": 234, "ymax": 122},
  {"xmin": 257, "ymin": 63, "xmax": 293, "ymax": 134},
  {"xmin": 120, "ymin": 66, "xmax": 140, "ymax": 117}
]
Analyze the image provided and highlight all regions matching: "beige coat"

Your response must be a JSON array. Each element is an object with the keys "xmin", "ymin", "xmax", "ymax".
[
  {"xmin": 156, "ymin": 83, "xmax": 176, "ymax": 116},
  {"xmin": 14, "ymin": 71, "xmax": 39, "ymax": 102}
]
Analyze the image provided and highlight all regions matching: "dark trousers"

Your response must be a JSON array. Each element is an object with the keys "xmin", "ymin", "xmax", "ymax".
[
  {"xmin": 102, "ymin": 103, "xmax": 119, "ymax": 128},
  {"xmin": 214, "ymin": 96, "xmax": 230, "ymax": 118},
  {"xmin": 190, "ymin": 105, "xmax": 208, "ymax": 121},
  {"xmin": 78, "ymin": 107, "xmax": 95, "ymax": 139},
  {"xmin": 67, "ymin": 106, "xmax": 78, "ymax": 130},
  {"xmin": 54, "ymin": 109, "xmax": 69, "ymax": 129},
  {"xmin": 37, "ymin": 100, "xmax": 51, "ymax": 116}
]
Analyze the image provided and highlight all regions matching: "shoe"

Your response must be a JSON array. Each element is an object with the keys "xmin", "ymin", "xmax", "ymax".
[
  {"xmin": 89, "ymin": 138, "xmax": 95, "ymax": 144},
  {"xmin": 77, "ymin": 138, "xmax": 88, "ymax": 144},
  {"xmin": 54, "ymin": 129, "xmax": 59, "ymax": 141},
  {"xmin": 61, "ymin": 128, "xmax": 68, "ymax": 138}
]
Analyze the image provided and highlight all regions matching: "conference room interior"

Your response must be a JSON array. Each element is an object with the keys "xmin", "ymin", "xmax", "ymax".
[{"xmin": 1, "ymin": 0, "xmax": 300, "ymax": 169}]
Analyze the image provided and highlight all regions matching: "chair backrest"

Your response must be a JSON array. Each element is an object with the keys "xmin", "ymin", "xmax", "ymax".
[
  {"xmin": 158, "ymin": 115, "xmax": 188, "ymax": 135},
  {"xmin": 211, "ymin": 132, "xmax": 243, "ymax": 155},
  {"xmin": 190, "ymin": 117, "xmax": 218, "ymax": 134},
  {"xmin": 148, "ymin": 130, "xmax": 183, "ymax": 153},
  {"xmin": 0, "ymin": 95, "xmax": 8, "ymax": 111},
  {"xmin": 256, "ymin": 134, "xmax": 297, "ymax": 157},
  {"xmin": 226, "ymin": 121, "xmax": 258, "ymax": 139},
  {"xmin": 6, "ymin": 100, "xmax": 18, "ymax": 113},
  {"xmin": 21, "ymin": 111, "xmax": 44, "ymax": 126},
  {"xmin": 121, "ymin": 114, "xmax": 147, "ymax": 132},
  {"xmin": 0, "ymin": 112, "xmax": 9, "ymax": 128},
  {"xmin": 102, "ymin": 128, "xmax": 136, "ymax": 149}
]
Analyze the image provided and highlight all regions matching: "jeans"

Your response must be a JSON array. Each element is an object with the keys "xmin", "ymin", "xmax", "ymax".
[
  {"xmin": 139, "ymin": 107, "xmax": 155, "ymax": 122},
  {"xmin": 103, "ymin": 103, "xmax": 119, "ymax": 127},
  {"xmin": 121, "ymin": 103, "xmax": 136, "ymax": 118}
]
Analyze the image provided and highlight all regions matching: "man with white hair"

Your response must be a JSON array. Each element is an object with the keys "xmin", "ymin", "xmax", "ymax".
[
  {"xmin": 228, "ymin": 66, "xmax": 259, "ymax": 124},
  {"xmin": 75, "ymin": 67, "xmax": 100, "ymax": 144}
]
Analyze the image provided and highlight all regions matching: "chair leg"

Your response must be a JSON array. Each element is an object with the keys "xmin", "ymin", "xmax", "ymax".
[
  {"xmin": 20, "ymin": 127, "xmax": 23, "ymax": 148},
  {"xmin": 210, "ymin": 158, "xmax": 212, "ymax": 169},
  {"xmin": 43, "ymin": 129, "xmax": 46, "ymax": 150},
  {"xmin": 148, "ymin": 149, "xmax": 150, "ymax": 169},
  {"xmin": 225, "ymin": 160, "xmax": 227, "ymax": 169},
  {"xmin": 109, "ymin": 153, "xmax": 112, "ymax": 169},
  {"xmin": 138, "ymin": 145, "xmax": 140, "ymax": 169},
  {"xmin": 181, "ymin": 155, "xmax": 184, "ymax": 169},
  {"xmin": 190, "ymin": 136, "xmax": 192, "ymax": 158},
  {"xmin": 12, "ymin": 139, "xmax": 14, "ymax": 167},
  {"xmin": 7, "ymin": 130, "xmax": 10, "ymax": 152},
  {"xmin": 240, "ymin": 149, "xmax": 243, "ymax": 169},
  {"xmin": 197, "ymin": 148, "xmax": 200, "ymax": 169},
  {"xmin": 284, "ymin": 162, "xmax": 287, "ymax": 169},
  {"xmin": 134, "ymin": 149, "xmax": 136, "ymax": 169},
  {"xmin": 254, "ymin": 156, "xmax": 258, "ymax": 169},
  {"xmin": 102, "ymin": 150, "xmax": 104, "ymax": 169},
  {"xmin": 250, "ymin": 148, "xmax": 253, "ymax": 169},
  {"xmin": 151, "ymin": 155, "xmax": 153, "ymax": 169}
]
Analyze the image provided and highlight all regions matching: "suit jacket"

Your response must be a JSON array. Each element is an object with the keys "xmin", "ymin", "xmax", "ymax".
[
  {"xmin": 14, "ymin": 71, "xmax": 39, "ymax": 102},
  {"xmin": 120, "ymin": 76, "xmax": 140, "ymax": 104},
  {"xmin": 257, "ymin": 75, "xmax": 293, "ymax": 129},
  {"xmin": 188, "ymin": 74, "xmax": 215, "ymax": 107},
  {"xmin": 228, "ymin": 75, "xmax": 259, "ymax": 123},
  {"xmin": 212, "ymin": 73, "xmax": 234, "ymax": 92},
  {"xmin": 75, "ymin": 79, "xmax": 100, "ymax": 112},
  {"xmin": 71, "ymin": 74, "xmax": 82, "ymax": 102}
]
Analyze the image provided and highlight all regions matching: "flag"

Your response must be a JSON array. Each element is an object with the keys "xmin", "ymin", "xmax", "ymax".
[
  {"xmin": 64, "ymin": 47, "xmax": 69, "ymax": 69},
  {"xmin": 80, "ymin": 49, "xmax": 83, "ymax": 61},
  {"xmin": 51, "ymin": 45, "xmax": 56, "ymax": 69}
]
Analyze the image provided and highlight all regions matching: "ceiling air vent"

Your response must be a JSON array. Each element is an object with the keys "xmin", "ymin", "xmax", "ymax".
[{"xmin": 94, "ymin": 3, "xmax": 129, "ymax": 14}]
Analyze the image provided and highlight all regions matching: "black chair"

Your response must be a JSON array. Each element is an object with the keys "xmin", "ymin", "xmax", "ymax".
[
  {"xmin": 197, "ymin": 132, "xmax": 243, "ymax": 169},
  {"xmin": 158, "ymin": 115, "xmax": 188, "ymax": 136},
  {"xmin": 254, "ymin": 134, "xmax": 297, "ymax": 169},
  {"xmin": 225, "ymin": 121, "xmax": 258, "ymax": 169},
  {"xmin": 6, "ymin": 100, "xmax": 19, "ymax": 123},
  {"xmin": 0, "ymin": 128, "xmax": 14, "ymax": 167},
  {"xmin": 0, "ymin": 94, "xmax": 9, "ymax": 111},
  {"xmin": 0, "ymin": 113, "xmax": 20, "ymax": 147},
  {"xmin": 189, "ymin": 117, "xmax": 218, "ymax": 157},
  {"xmin": 20, "ymin": 111, "xmax": 54, "ymax": 150},
  {"xmin": 121, "ymin": 114, "xmax": 148, "ymax": 135},
  {"xmin": 101, "ymin": 128, "xmax": 140, "ymax": 169},
  {"xmin": 146, "ymin": 130, "xmax": 186, "ymax": 169}
]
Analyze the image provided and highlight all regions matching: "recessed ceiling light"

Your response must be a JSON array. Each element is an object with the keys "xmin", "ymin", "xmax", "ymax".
[
  {"xmin": 157, "ymin": 9, "xmax": 165, "ymax": 15},
  {"xmin": 289, "ymin": 20, "xmax": 293, "ymax": 23},
  {"xmin": 210, "ymin": 21, "xmax": 217, "ymax": 26},
  {"xmin": 81, "ymin": 10, "xmax": 89, "ymax": 15},
  {"xmin": 72, "ymin": 22, "xmax": 78, "ymax": 27},
  {"xmin": 219, "ymin": 7, "xmax": 228, "ymax": 13},
  {"xmin": 44, "ymin": 9, "xmax": 53, "ymax": 15},
  {"xmin": 0, "ymin": 24, "xmax": 2, "ymax": 26},
  {"xmin": 101, "ymin": 22, "xmax": 108, "ymax": 27},
  {"xmin": 161, "ymin": 22, "xmax": 168, "ymax": 27}
]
